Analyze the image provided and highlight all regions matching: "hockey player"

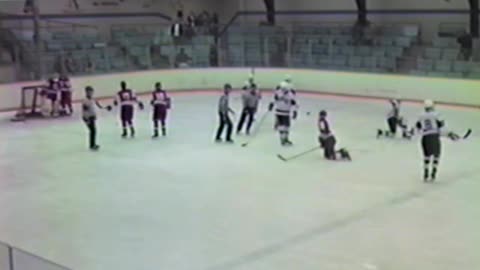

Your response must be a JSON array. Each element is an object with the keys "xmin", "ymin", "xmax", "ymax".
[
  {"xmin": 215, "ymin": 83, "xmax": 235, "ymax": 143},
  {"xmin": 273, "ymin": 76, "xmax": 296, "ymax": 130},
  {"xmin": 377, "ymin": 99, "xmax": 411, "ymax": 139},
  {"xmin": 58, "ymin": 74, "xmax": 73, "ymax": 115},
  {"xmin": 150, "ymin": 82, "xmax": 171, "ymax": 138},
  {"xmin": 236, "ymin": 84, "xmax": 261, "ymax": 135},
  {"xmin": 242, "ymin": 74, "xmax": 256, "ymax": 91},
  {"xmin": 269, "ymin": 81, "xmax": 298, "ymax": 146},
  {"xmin": 415, "ymin": 100, "xmax": 446, "ymax": 182},
  {"xmin": 113, "ymin": 81, "xmax": 144, "ymax": 138},
  {"xmin": 43, "ymin": 78, "xmax": 59, "ymax": 116},
  {"xmin": 318, "ymin": 110, "xmax": 351, "ymax": 161},
  {"xmin": 82, "ymin": 86, "xmax": 111, "ymax": 151}
]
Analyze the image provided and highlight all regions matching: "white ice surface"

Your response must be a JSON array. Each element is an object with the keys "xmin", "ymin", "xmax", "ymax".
[{"xmin": 0, "ymin": 92, "xmax": 479, "ymax": 270}]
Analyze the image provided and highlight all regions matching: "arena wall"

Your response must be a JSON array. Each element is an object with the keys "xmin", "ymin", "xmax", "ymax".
[{"xmin": 0, "ymin": 68, "xmax": 479, "ymax": 112}]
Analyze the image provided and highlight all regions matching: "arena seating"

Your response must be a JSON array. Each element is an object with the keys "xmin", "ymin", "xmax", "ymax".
[{"xmin": 4, "ymin": 21, "xmax": 480, "ymax": 80}]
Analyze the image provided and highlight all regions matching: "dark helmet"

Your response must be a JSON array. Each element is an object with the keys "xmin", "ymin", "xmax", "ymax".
[
  {"xmin": 319, "ymin": 110, "xmax": 327, "ymax": 117},
  {"xmin": 120, "ymin": 81, "xmax": 127, "ymax": 90},
  {"xmin": 48, "ymin": 77, "xmax": 55, "ymax": 84},
  {"xmin": 85, "ymin": 86, "xmax": 94, "ymax": 92},
  {"xmin": 224, "ymin": 83, "xmax": 232, "ymax": 90},
  {"xmin": 155, "ymin": 82, "xmax": 162, "ymax": 90}
]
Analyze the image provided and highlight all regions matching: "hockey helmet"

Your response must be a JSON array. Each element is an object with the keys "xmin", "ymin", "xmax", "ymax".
[
  {"xmin": 319, "ymin": 110, "xmax": 327, "ymax": 117},
  {"xmin": 424, "ymin": 99, "xmax": 435, "ymax": 109}
]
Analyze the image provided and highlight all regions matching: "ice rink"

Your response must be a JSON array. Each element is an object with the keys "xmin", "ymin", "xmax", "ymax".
[{"xmin": 0, "ymin": 91, "xmax": 479, "ymax": 270}]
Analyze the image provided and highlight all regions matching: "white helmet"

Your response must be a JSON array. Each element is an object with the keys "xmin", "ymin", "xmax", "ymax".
[
  {"xmin": 424, "ymin": 99, "xmax": 435, "ymax": 109},
  {"xmin": 279, "ymin": 81, "xmax": 289, "ymax": 90},
  {"xmin": 285, "ymin": 74, "xmax": 292, "ymax": 83}
]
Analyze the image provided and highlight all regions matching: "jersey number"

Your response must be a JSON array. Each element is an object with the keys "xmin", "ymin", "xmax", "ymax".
[{"xmin": 424, "ymin": 119, "xmax": 433, "ymax": 131}]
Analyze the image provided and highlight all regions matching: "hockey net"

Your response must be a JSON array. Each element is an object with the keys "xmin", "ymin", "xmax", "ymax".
[{"xmin": 11, "ymin": 84, "xmax": 46, "ymax": 122}]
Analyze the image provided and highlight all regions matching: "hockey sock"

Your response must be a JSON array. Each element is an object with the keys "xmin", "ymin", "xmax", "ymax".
[
  {"xmin": 279, "ymin": 131, "xmax": 287, "ymax": 143},
  {"xmin": 424, "ymin": 157, "xmax": 431, "ymax": 181},
  {"xmin": 431, "ymin": 157, "xmax": 439, "ymax": 180}
]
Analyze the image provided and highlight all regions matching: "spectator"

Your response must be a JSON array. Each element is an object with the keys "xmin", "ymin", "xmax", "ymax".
[
  {"xmin": 457, "ymin": 31, "xmax": 473, "ymax": 60},
  {"xmin": 65, "ymin": 53, "xmax": 75, "ymax": 74},
  {"xmin": 175, "ymin": 48, "xmax": 191, "ymax": 68},
  {"xmin": 85, "ymin": 57, "xmax": 95, "ymax": 73},
  {"xmin": 170, "ymin": 10, "xmax": 184, "ymax": 39},
  {"xmin": 209, "ymin": 45, "xmax": 218, "ymax": 67}
]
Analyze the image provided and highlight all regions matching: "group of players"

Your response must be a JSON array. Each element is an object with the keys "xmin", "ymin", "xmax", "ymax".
[
  {"xmin": 41, "ymin": 75, "xmax": 74, "ymax": 116},
  {"xmin": 79, "ymin": 74, "xmax": 467, "ymax": 183}
]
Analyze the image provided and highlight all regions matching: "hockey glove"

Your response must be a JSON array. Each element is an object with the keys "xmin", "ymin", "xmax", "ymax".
[
  {"xmin": 105, "ymin": 105, "xmax": 113, "ymax": 111},
  {"xmin": 292, "ymin": 111, "xmax": 298, "ymax": 120},
  {"xmin": 138, "ymin": 102, "xmax": 145, "ymax": 110}
]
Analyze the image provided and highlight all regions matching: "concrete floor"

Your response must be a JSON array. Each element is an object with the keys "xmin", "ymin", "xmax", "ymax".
[{"xmin": 0, "ymin": 92, "xmax": 479, "ymax": 270}]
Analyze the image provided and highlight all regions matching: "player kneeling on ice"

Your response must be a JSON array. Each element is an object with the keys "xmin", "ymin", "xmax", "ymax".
[
  {"xmin": 415, "ymin": 100, "xmax": 466, "ymax": 182},
  {"xmin": 150, "ymin": 82, "xmax": 171, "ymax": 138},
  {"xmin": 269, "ymin": 82, "xmax": 298, "ymax": 146},
  {"xmin": 377, "ymin": 99, "xmax": 412, "ymax": 139},
  {"xmin": 318, "ymin": 110, "xmax": 351, "ymax": 161},
  {"xmin": 113, "ymin": 81, "xmax": 144, "ymax": 138},
  {"xmin": 82, "ymin": 86, "xmax": 112, "ymax": 151}
]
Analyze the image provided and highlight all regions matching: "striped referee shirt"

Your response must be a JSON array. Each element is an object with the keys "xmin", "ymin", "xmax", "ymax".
[{"xmin": 218, "ymin": 94, "xmax": 230, "ymax": 115}]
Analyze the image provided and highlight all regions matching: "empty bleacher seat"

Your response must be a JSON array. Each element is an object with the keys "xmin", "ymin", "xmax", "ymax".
[
  {"xmin": 378, "ymin": 57, "xmax": 396, "ymax": 70},
  {"xmin": 363, "ymin": 57, "xmax": 377, "ymax": 69},
  {"xmin": 341, "ymin": 46, "xmax": 355, "ymax": 56},
  {"xmin": 372, "ymin": 47, "xmax": 386, "ymax": 57},
  {"xmin": 453, "ymin": 61, "xmax": 472, "ymax": 73},
  {"xmin": 385, "ymin": 46, "xmax": 403, "ymax": 58},
  {"xmin": 442, "ymin": 48, "xmax": 459, "ymax": 61},
  {"xmin": 356, "ymin": 46, "xmax": 372, "ymax": 56},
  {"xmin": 332, "ymin": 56, "xmax": 347, "ymax": 67},
  {"xmin": 348, "ymin": 56, "xmax": 363, "ymax": 68},
  {"xmin": 424, "ymin": 48, "xmax": 442, "ymax": 59},
  {"xmin": 432, "ymin": 37, "xmax": 458, "ymax": 48},
  {"xmin": 434, "ymin": 60, "xmax": 452, "ymax": 72},
  {"xmin": 417, "ymin": 58, "xmax": 434, "ymax": 71}
]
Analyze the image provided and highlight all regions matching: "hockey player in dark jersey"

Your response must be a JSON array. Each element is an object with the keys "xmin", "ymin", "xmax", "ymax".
[
  {"xmin": 318, "ymin": 110, "xmax": 351, "ymax": 161},
  {"xmin": 377, "ymin": 99, "xmax": 411, "ymax": 139},
  {"xmin": 82, "ymin": 86, "xmax": 111, "ymax": 151},
  {"xmin": 150, "ymin": 82, "xmax": 171, "ymax": 138},
  {"xmin": 58, "ymin": 74, "xmax": 73, "ymax": 115},
  {"xmin": 113, "ymin": 81, "xmax": 144, "ymax": 138},
  {"xmin": 43, "ymin": 78, "xmax": 59, "ymax": 116},
  {"xmin": 269, "ymin": 82, "xmax": 297, "ymax": 146}
]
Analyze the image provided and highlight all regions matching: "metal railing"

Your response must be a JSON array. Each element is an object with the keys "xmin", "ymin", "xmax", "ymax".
[{"xmin": 0, "ymin": 241, "xmax": 72, "ymax": 270}]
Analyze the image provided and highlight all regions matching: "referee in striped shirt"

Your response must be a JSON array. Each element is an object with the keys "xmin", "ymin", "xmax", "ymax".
[{"xmin": 215, "ymin": 84, "xmax": 235, "ymax": 143}]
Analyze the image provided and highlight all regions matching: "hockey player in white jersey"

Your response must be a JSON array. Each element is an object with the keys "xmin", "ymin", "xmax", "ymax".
[
  {"xmin": 377, "ymin": 99, "xmax": 411, "ymax": 139},
  {"xmin": 269, "ymin": 81, "xmax": 298, "ymax": 146},
  {"xmin": 415, "ymin": 100, "xmax": 445, "ymax": 182}
]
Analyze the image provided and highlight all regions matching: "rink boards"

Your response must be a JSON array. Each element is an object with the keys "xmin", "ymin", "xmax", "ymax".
[{"xmin": 0, "ymin": 68, "xmax": 480, "ymax": 111}]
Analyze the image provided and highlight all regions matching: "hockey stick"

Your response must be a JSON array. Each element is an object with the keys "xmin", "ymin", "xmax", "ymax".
[
  {"xmin": 277, "ymin": 146, "xmax": 320, "ymax": 162},
  {"xmin": 241, "ymin": 110, "xmax": 270, "ymax": 147},
  {"xmin": 463, "ymin": 129, "xmax": 472, "ymax": 139}
]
